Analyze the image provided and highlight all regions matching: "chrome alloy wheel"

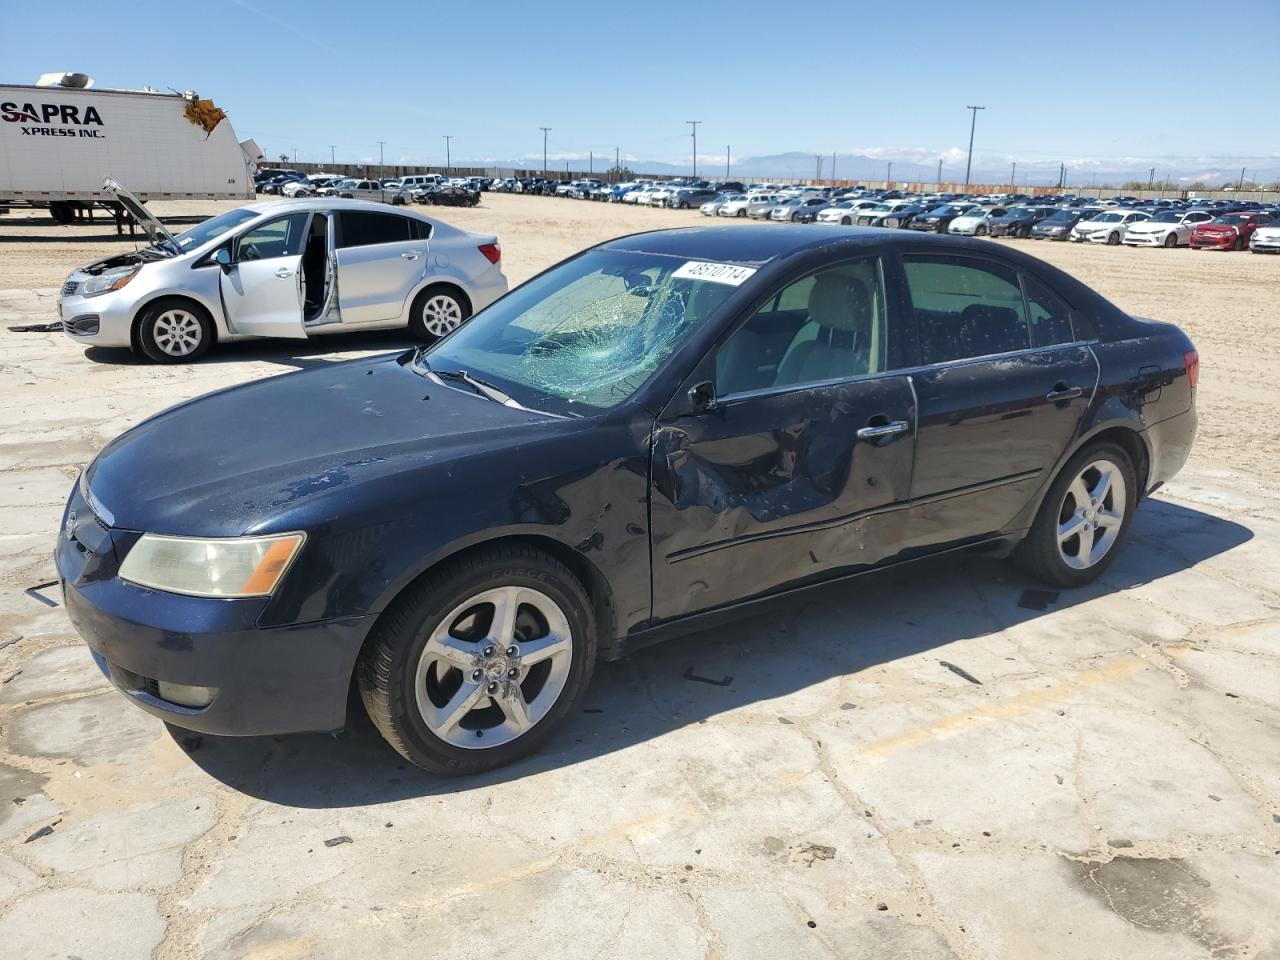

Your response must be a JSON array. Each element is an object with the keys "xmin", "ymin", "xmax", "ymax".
[
  {"xmin": 414, "ymin": 586, "xmax": 573, "ymax": 749},
  {"xmin": 152, "ymin": 309, "xmax": 203, "ymax": 357},
  {"xmin": 421, "ymin": 294, "xmax": 464, "ymax": 337},
  {"xmin": 1057, "ymin": 458, "xmax": 1126, "ymax": 570}
]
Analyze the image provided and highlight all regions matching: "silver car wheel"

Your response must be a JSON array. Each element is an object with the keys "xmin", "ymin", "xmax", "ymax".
[
  {"xmin": 151, "ymin": 309, "xmax": 203, "ymax": 357},
  {"xmin": 413, "ymin": 585, "xmax": 574, "ymax": 750},
  {"xmin": 1056, "ymin": 458, "xmax": 1126, "ymax": 570},
  {"xmin": 421, "ymin": 294, "xmax": 463, "ymax": 337}
]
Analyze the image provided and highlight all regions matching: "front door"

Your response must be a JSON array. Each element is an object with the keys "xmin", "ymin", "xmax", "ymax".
[
  {"xmin": 334, "ymin": 210, "xmax": 428, "ymax": 324},
  {"xmin": 219, "ymin": 211, "xmax": 311, "ymax": 339},
  {"xmin": 899, "ymin": 252, "xmax": 1098, "ymax": 549},
  {"xmin": 650, "ymin": 256, "xmax": 918, "ymax": 621}
]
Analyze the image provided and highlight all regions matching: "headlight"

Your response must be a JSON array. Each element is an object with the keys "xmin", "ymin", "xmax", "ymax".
[
  {"xmin": 81, "ymin": 267, "xmax": 140, "ymax": 297},
  {"xmin": 119, "ymin": 532, "xmax": 306, "ymax": 598}
]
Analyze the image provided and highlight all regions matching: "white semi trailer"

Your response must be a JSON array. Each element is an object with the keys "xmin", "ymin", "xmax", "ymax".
[{"xmin": 0, "ymin": 72, "xmax": 259, "ymax": 222}]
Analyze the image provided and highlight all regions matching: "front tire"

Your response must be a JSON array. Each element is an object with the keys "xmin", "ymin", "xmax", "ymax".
[
  {"xmin": 1163, "ymin": 232, "xmax": 1178, "ymax": 248},
  {"xmin": 137, "ymin": 299, "xmax": 214, "ymax": 363},
  {"xmin": 1014, "ymin": 441, "xmax": 1137, "ymax": 588},
  {"xmin": 1106, "ymin": 231, "xmax": 1121, "ymax": 245},
  {"xmin": 357, "ymin": 544, "xmax": 597, "ymax": 775},
  {"xmin": 410, "ymin": 285, "xmax": 472, "ymax": 341}
]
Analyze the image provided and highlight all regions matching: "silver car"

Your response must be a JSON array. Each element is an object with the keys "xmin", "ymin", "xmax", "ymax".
[{"xmin": 58, "ymin": 181, "xmax": 507, "ymax": 363}]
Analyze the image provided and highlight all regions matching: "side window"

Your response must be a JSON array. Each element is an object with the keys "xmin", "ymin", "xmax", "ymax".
[
  {"xmin": 337, "ymin": 211, "xmax": 412, "ymax": 248},
  {"xmin": 235, "ymin": 213, "xmax": 310, "ymax": 261},
  {"xmin": 408, "ymin": 218, "xmax": 431, "ymax": 241},
  {"xmin": 1021, "ymin": 274, "xmax": 1076, "ymax": 347},
  {"xmin": 903, "ymin": 255, "xmax": 1030, "ymax": 364},
  {"xmin": 716, "ymin": 258, "xmax": 887, "ymax": 395}
]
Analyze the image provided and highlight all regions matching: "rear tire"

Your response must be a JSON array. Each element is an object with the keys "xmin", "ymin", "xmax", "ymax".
[
  {"xmin": 137, "ymin": 299, "xmax": 214, "ymax": 364},
  {"xmin": 1013, "ymin": 440, "xmax": 1137, "ymax": 588},
  {"xmin": 410, "ymin": 285, "xmax": 472, "ymax": 341},
  {"xmin": 357, "ymin": 544, "xmax": 596, "ymax": 775}
]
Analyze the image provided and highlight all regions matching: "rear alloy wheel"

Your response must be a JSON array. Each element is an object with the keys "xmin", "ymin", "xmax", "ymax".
[
  {"xmin": 138, "ymin": 301, "xmax": 213, "ymax": 363},
  {"xmin": 1163, "ymin": 232, "xmax": 1178, "ymax": 248},
  {"xmin": 1015, "ymin": 441, "xmax": 1136, "ymax": 587},
  {"xmin": 411, "ymin": 287, "xmax": 471, "ymax": 341},
  {"xmin": 1107, "ymin": 231, "xmax": 1121, "ymax": 245},
  {"xmin": 357, "ymin": 544, "xmax": 596, "ymax": 775},
  {"xmin": 976, "ymin": 224, "xmax": 987, "ymax": 236}
]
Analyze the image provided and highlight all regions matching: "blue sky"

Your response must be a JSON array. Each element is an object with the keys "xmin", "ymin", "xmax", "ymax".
[{"xmin": 6, "ymin": 0, "xmax": 1279, "ymax": 182}]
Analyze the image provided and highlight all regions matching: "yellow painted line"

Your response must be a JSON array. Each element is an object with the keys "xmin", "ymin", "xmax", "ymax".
[{"xmin": 860, "ymin": 648, "xmax": 1188, "ymax": 762}]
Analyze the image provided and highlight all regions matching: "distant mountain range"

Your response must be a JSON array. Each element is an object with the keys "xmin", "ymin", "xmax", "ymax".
[{"xmin": 451, "ymin": 150, "xmax": 1278, "ymax": 188}]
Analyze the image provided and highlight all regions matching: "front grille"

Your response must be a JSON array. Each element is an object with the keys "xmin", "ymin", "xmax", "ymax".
[{"xmin": 61, "ymin": 279, "xmax": 78, "ymax": 297}]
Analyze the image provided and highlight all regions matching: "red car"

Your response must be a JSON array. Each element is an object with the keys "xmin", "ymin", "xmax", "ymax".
[{"xmin": 1190, "ymin": 212, "xmax": 1273, "ymax": 251}]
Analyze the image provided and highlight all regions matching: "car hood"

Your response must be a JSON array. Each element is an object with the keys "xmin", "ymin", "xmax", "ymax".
[
  {"xmin": 1195, "ymin": 223, "xmax": 1237, "ymax": 231},
  {"xmin": 1253, "ymin": 226, "xmax": 1280, "ymax": 238},
  {"xmin": 85, "ymin": 353, "xmax": 566, "ymax": 537},
  {"xmin": 1125, "ymin": 221, "xmax": 1170, "ymax": 232}
]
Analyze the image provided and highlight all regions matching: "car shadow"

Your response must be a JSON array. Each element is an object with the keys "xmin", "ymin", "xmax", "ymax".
[
  {"xmin": 83, "ymin": 331, "xmax": 419, "ymax": 373},
  {"xmin": 176, "ymin": 498, "xmax": 1253, "ymax": 807}
]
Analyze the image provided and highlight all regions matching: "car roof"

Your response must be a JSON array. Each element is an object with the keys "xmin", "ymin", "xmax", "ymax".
[
  {"xmin": 600, "ymin": 224, "xmax": 985, "ymax": 266},
  {"xmin": 242, "ymin": 197, "xmax": 429, "ymax": 217}
]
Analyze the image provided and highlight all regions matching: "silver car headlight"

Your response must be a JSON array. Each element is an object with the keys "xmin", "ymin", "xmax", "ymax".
[
  {"xmin": 81, "ymin": 266, "xmax": 140, "ymax": 297},
  {"xmin": 119, "ymin": 532, "xmax": 306, "ymax": 598}
]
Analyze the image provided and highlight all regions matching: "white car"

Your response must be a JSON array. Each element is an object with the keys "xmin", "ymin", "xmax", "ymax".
[
  {"xmin": 816, "ymin": 199, "xmax": 880, "ymax": 225},
  {"xmin": 1250, "ymin": 222, "xmax": 1280, "ymax": 253},
  {"xmin": 701, "ymin": 194, "xmax": 741, "ymax": 216},
  {"xmin": 633, "ymin": 185, "xmax": 669, "ymax": 206},
  {"xmin": 1070, "ymin": 210, "xmax": 1151, "ymax": 245},
  {"xmin": 57, "ymin": 182, "xmax": 507, "ymax": 363},
  {"xmin": 338, "ymin": 179, "xmax": 400, "ymax": 204},
  {"xmin": 948, "ymin": 206, "xmax": 1005, "ymax": 236},
  {"xmin": 717, "ymin": 194, "xmax": 759, "ymax": 217},
  {"xmin": 854, "ymin": 200, "xmax": 915, "ymax": 227},
  {"xmin": 1122, "ymin": 210, "xmax": 1216, "ymax": 248}
]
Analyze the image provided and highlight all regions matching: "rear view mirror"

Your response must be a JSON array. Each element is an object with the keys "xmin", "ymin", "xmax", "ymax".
[{"xmin": 214, "ymin": 247, "xmax": 232, "ymax": 271}]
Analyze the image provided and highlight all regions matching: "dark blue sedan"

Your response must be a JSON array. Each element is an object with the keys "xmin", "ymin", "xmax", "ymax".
[{"xmin": 59, "ymin": 226, "xmax": 1199, "ymax": 774}]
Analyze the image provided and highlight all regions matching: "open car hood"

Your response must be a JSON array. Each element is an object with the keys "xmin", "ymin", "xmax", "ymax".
[{"xmin": 103, "ymin": 178, "xmax": 179, "ymax": 250}]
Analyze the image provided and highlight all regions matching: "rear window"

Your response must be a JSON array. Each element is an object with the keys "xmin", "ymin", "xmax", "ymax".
[{"xmin": 338, "ymin": 212, "xmax": 423, "ymax": 247}]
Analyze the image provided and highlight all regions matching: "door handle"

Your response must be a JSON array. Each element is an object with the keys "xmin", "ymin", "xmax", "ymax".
[
  {"xmin": 857, "ymin": 420, "xmax": 909, "ymax": 439},
  {"xmin": 274, "ymin": 267, "xmax": 293, "ymax": 278},
  {"xmin": 401, "ymin": 251, "xmax": 423, "ymax": 260},
  {"xmin": 1046, "ymin": 383, "xmax": 1083, "ymax": 402}
]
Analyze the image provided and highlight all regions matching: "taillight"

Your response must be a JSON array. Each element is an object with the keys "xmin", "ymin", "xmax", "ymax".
[
  {"xmin": 1184, "ymin": 349, "xmax": 1199, "ymax": 389},
  {"xmin": 478, "ymin": 242, "xmax": 501, "ymax": 264}
]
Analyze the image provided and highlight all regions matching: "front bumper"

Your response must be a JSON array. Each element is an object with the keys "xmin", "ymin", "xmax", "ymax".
[
  {"xmin": 1190, "ymin": 234, "xmax": 1237, "ymax": 249},
  {"xmin": 55, "ymin": 483, "xmax": 374, "ymax": 736},
  {"xmin": 1122, "ymin": 231, "xmax": 1166, "ymax": 246},
  {"xmin": 1250, "ymin": 237, "xmax": 1280, "ymax": 252},
  {"xmin": 57, "ymin": 285, "xmax": 136, "ymax": 348}
]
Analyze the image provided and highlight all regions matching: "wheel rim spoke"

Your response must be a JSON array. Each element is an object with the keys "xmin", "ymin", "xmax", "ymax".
[
  {"xmin": 427, "ymin": 634, "xmax": 479, "ymax": 671},
  {"xmin": 501, "ymin": 686, "xmax": 533, "ymax": 732},
  {"xmin": 515, "ymin": 633, "xmax": 569, "ymax": 667},
  {"xmin": 1058, "ymin": 515, "xmax": 1087, "ymax": 544},
  {"xmin": 1090, "ymin": 468, "xmax": 1112, "ymax": 505},
  {"xmin": 487, "ymin": 586, "xmax": 521, "ymax": 645},
  {"xmin": 434, "ymin": 680, "xmax": 486, "ymax": 734}
]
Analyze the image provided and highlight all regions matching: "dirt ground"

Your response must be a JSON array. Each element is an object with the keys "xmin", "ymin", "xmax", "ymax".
[{"xmin": 0, "ymin": 195, "xmax": 1277, "ymax": 959}]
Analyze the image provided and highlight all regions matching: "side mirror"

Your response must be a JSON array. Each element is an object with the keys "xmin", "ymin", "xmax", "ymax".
[
  {"xmin": 688, "ymin": 380, "xmax": 718, "ymax": 414},
  {"xmin": 214, "ymin": 247, "xmax": 232, "ymax": 271}
]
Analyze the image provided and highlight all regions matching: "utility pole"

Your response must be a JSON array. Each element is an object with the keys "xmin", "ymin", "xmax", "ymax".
[
  {"xmin": 726, "ymin": 146, "xmax": 731, "ymax": 179},
  {"xmin": 539, "ymin": 127, "xmax": 551, "ymax": 175},
  {"xmin": 886, "ymin": 161, "xmax": 893, "ymax": 184},
  {"xmin": 964, "ymin": 105, "xmax": 985, "ymax": 187},
  {"xmin": 1059, "ymin": 162, "xmax": 1065, "ymax": 189},
  {"xmin": 377, "ymin": 140, "xmax": 386, "ymax": 179},
  {"xmin": 832, "ymin": 151, "xmax": 837, "ymax": 183},
  {"xmin": 442, "ymin": 135, "xmax": 452, "ymax": 171},
  {"xmin": 816, "ymin": 155, "xmax": 823, "ymax": 181},
  {"xmin": 686, "ymin": 120, "xmax": 701, "ymax": 179},
  {"xmin": 1148, "ymin": 166, "xmax": 1155, "ymax": 190},
  {"xmin": 329, "ymin": 145, "xmax": 336, "ymax": 165},
  {"xmin": 1010, "ymin": 160, "xmax": 1016, "ymax": 185},
  {"xmin": 937, "ymin": 157, "xmax": 943, "ymax": 185},
  {"xmin": 293, "ymin": 148, "xmax": 298, "ymax": 164},
  {"xmin": 1238, "ymin": 166, "xmax": 1247, "ymax": 190},
  {"xmin": 615, "ymin": 146, "xmax": 620, "ymax": 182}
]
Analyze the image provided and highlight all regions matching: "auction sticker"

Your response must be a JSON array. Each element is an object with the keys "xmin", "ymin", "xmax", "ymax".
[{"xmin": 672, "ymin": 260, "xmax": 757, "ymax": 286}]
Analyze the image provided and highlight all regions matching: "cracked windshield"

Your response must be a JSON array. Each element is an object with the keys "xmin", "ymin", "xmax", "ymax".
[{"xmin": 427, "ymin": 249, "xmax": 738, "ymax": 414}]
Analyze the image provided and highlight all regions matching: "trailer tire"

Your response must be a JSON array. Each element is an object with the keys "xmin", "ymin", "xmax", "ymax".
[{"xmin": 49, "ymin": 202, "xmax": 76, "ymax": 225}]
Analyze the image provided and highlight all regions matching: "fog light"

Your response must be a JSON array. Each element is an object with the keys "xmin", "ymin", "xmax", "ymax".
[{"xmin": 156, "ymin": 681, "xmax": 217, "ymax": 708}]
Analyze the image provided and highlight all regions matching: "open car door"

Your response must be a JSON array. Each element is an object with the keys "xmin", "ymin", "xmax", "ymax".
[{"xmin": 218, "ymin": 210, "xmax": 312, "ymax": 340}]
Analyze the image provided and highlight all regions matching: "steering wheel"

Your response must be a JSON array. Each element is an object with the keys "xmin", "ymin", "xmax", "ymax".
[{"xmin": 239, "ymin": 243, "xmax": 262, "ymax": 262}]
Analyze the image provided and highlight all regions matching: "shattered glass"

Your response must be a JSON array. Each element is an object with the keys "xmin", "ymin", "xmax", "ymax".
[{"xmin": 430, "ymin": 251, "xmax": 737, "ymax": 414}]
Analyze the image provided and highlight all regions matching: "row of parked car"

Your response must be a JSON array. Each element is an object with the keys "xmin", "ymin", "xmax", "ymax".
[
  {"xmin": 252, "ymin": 170, "xmax": 488, "ymax": 207},
  {"xmin": 664, "ymin": 183, "xmax": 1279, "ymax": 252}
]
